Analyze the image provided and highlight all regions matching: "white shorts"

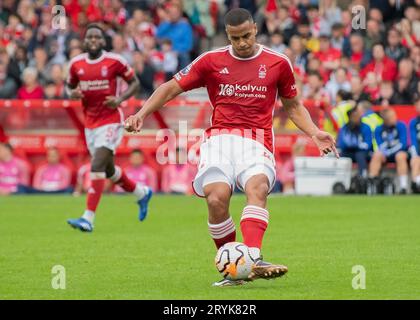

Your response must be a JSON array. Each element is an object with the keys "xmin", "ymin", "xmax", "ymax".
[
  {"xmin": 193, "ymin": 134, "xmax": 276, "ymax": 197},
  {"xmin": 85, "ymin": 123, "xmax": 124, "ymax": 156}
]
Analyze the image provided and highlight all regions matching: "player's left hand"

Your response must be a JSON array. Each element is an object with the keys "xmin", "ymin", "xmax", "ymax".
[
  {"xmin": 104, "ymin": 96, "xmax": 121, "ymax": 109},
  {"xmin": 311, "ymin": 130, "xmax": 339, "ymax": 158}
]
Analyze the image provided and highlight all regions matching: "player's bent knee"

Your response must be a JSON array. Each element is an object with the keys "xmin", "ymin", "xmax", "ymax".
[{"xmin": 206, "ymin": 193, "xmax": 228, "ymax": 210}]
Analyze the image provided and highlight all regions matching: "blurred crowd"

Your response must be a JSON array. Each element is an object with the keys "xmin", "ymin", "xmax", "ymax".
[
  {"xmin": 1, "ymin": 0, "xmax": 420, "ymax": 196},
  {"xmin": 0, "ymin": 0, "xmax": 418, "ymax": 104}
]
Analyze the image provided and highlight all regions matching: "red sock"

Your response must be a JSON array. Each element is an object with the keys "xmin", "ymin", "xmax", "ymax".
[
  {"xmin": 208, "ymin": 217, "xmax": 236, "ymax": 249},
  {"xmin": 86, "ymin": 172, "xmax": 106, "ymax": 212},
  {"xmin": 110, "ymin": 166, "xmax": 136, "ymax": 192},
  {"xmin": 240, "ymin": 205, "xmax": 269, "ymax": 249}
]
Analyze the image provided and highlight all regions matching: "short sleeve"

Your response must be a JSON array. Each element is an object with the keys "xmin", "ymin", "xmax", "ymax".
[
  {"xmin": 173, "ymin": 54, "xmax": 209, "ymax": 91},
  {"xmin": 114, "ymin": 56, "xmax": 135, "ymax": 82},
  {"xmin": 277, "ymin": 57, "xmax": 297, "ymax": 99},
  {"xmin": 67, "ymin": 61, "xmax": 79, "ymax": 87}
]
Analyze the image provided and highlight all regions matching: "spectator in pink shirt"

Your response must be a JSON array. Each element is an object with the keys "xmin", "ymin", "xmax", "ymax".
[
  {"xmin": 123, "ymin": 149, "xmax": 158, "ymax": 192},
  {"xmin": 0, "ymin": 142, "xmax": 30, "ymax": 195},
  {"xmin": 161, "ymin": 148, "xmax": 194, "ymax": 194},
  {"xmin": 32, "ymin": 147, "xmax": 72, "ymax": 193}
]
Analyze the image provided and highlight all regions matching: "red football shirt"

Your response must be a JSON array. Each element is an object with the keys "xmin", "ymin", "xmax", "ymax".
[
  {"xmin": 67, "ymin": 51, "xmax": 135, "ymax": 129},
  {"xmin": 174, "ymin": 45, "xmax": 297, "ymax": 152}
]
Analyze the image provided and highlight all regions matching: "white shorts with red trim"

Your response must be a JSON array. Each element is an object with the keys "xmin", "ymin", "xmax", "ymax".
[
  {"xmin": 85, "ymin": 123, "xmax": 124, "ymax": 156},
  {"xmin": 193, "ymin": 134, "xmax": 276, "ymax": 197}
]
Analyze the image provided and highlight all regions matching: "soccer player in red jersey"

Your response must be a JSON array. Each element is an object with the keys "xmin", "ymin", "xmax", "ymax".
[
  {"xmin": 125, "ymin": 9, "xmax": 338, "ymax": 286},
  {"xmin": 66, "ymin": 24, "xmax": 153, "ymax": 232}
]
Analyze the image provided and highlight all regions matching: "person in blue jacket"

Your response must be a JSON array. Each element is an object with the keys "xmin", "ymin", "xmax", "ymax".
[
  {"xmin": 409, "ymin": 98, "xmax": 420, "ymax": 193},
  {"xmin": 338, "ymin": 107, "xmax": 373, "ymax": 177},
  {"xmin": 156, "ymin": 4, "xmax": 193, "ymax": 70},
  {"xmin": 369, "ymin": 108, "xmax": 409, "ymax": 193}
]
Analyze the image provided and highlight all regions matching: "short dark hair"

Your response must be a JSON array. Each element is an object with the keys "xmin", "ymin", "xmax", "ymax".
[
  {"xmin": 347, "ymin": 107, "xmax": 358, "ymax": 118},
  {"xmin": 337, "ymin": 90, "xmax": 353, "ymax": 101},
  {"xmin": 85, "ymin": 23, "xmax": 105, "ymax": 38},
  {"xmin": 224, "ymin": 8, "xmax": 253, "ymax": 27}
]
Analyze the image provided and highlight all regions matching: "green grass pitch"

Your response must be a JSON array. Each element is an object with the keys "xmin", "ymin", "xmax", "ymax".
[{"xmin": 0, "ymin": 194, "xmax": 419, "ymax": 300}]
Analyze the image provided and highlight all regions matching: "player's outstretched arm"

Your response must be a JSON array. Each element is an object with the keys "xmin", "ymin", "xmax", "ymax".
[
  {"xmin": 281, "ymin": 96, "xmax": 339, "ymax": 158},
  {"xmin": 125, "ymin": 79, "xmax": 184, "ymax": 133}
]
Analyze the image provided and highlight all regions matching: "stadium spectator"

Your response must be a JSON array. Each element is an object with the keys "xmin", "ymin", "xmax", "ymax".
[
  {"xmin": 363, "ymin": 71, "xmax": 380, "ymax": 102},
  {"xmin": 0, "ymin": 58, "xmax": 17, "ymax": 98},
  {"xmin": 375, "ymin": 81, "xmax": 397, "ymax": 107},
  {"xmin": 397, "ymin": 18, "xmax": 417, "ymax": 49},
  {"xmin": 393, "ymin": 76, "xmax": 414, "ymax": 105},
  {"xmin": 156, "ymin": 3, "xmax": 193, "ymax": 69},
  {"xmin": 161, "ymin": 38, "xmax": 178, "ymax": 81},
  {"xmin": 111, "ymin": 33, "xmax": 133, "ymax": 65},
  {"xmin": 46, "ymin": 64, "xmax": 66, "ymax": 99},
  {"xmin": 330, "ymin": 22, "xmax": 350, "ymax": 53},
  {"xmin": 121, "ymin": 149, "xmax": 158, "ymax": 192},
  {"xmin": 161, "ymin": 148, "xmax": 194, "ymax": 194},
  {"xmin": 348, "ymin": 33, "xmax": 372, "ymax": 71},
  {"xmin": 368, "ymin": 108, "xmax": 409, "ymax": 194},
  {"xmin": 331, "ymin": 90, "xmax": 355, "ymax": 129},
  {"xmin": 224, "ymin": 0, "xmax": 258, "ymax": 17},
  {"xmin": 16, "ymin": 67, "xmax": 44, "ymax": 99},
  {"xmin": 409, "ymin": 98, "xmax": 420, "ymax": 193},
  {"xmin": 289, "ymin": 35, "xmax": 308, "ymax": 75},
  {"xmin": 269, "ymin": 31, "xmax": 286, "ymax": 54},
  {"xmin": 325, "ymin": 67, "xmax": 351, "ymax": 105},
  {"xmin": 337, "ymin": 107, "xmax": 372, "ymax": 177},
  {"xmin": 296, "ymin": 16, "xmax": 319, "ymax": 53},
  {"xmin": 183, "ymin": 0, "xmax": 217, "ymax": 45},
  {"xmin": 11, "ymin": 45, "xmax": 29, "ymax": 82},
  {"xmin": 266, "ymin": 6, "xmax": 296, "ymax": 42},
  {"xmin": 32, "ymin": 147, "xmax": 72, "ymax": 193},
  {"xmin": 0, "ymin": 142, "xmax": 30, "ymax": 195},
  {"xmin": 28, "ymin": 46, "xmax": 50, "ymax": 85},
  {"xmin": 319, "ymin": 0, "xmax": 341, "ymax": 34},
  {"xmin": 364, "ymin": 19, "xmax": 385, "ymax": 51},
  {"xmin": 313, "ymin": 34, "xmax": 341, "ymax": 73},
  {"xmin": 358, "ymin": 100, "xmax": 383, "ymax": 138},
  {"xmin": 133, "ymin": 51, "xmax": 156, "ymax": 99},
  {"xmin": 396, "ymin": 58, "xmax": 419, "ymax": 100},
  {"xmin": 302, "ymin": 71, "xmax": 329, "ymax": 104},
  {"xmin": 360, "ymin": 43, "xmax": 398, "ymax": 82},
  {"xmin": 350, "ymin": 75, "xmax": 370, "ymax": 103},
  {"xmin": 385, "ymin": 28, "xmax": 409, "ymax": 63}
]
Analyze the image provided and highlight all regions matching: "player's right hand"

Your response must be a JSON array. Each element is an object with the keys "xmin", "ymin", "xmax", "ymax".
[
  {"xmin": 124, "ymin": 114, "xmax": 144, "ymax": 133},
  {"xmin": 69, "ymin": 88, "xmax": 84, "ymax": 100}
]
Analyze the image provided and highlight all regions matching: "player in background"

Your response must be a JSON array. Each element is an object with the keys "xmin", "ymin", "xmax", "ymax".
[
  {"xmin": 66, "ymin": 24, "xmax": 153, "ymax": 232},
  {"xmin": 125, "ymin": 9, "xmax": 338, "ymax": 286},
  {"xmin": 409, "ymin": 98, "xmax": 420, "ymax": 193},
  {"xmin": 368, "ymin": 108, "xmax": 409, "ymax": 194}
]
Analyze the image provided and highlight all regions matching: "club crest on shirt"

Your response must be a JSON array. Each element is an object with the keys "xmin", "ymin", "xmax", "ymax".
[
  {"xmin": 101, "ymin": 66, "xmax": 108, "ymax": 77},
  {"xmin": 258, "ymin": 65, "xmax": 267, "ymax": 79}
]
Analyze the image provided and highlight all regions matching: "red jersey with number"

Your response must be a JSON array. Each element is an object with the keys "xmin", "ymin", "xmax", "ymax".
[
  {"xmin": 67, "ymin": 51, "xmax": 135, "ymax": 129},
  {"xmin": 174, "ymin": 45, "xmax": 297, "ymax": 152}
]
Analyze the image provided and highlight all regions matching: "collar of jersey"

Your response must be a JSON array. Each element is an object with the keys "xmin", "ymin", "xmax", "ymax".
[
  {"xmin": 228, "ymin": 45, "xmax": 263, "ymax": 61},
  {"xmin": 85, "ymin": 50, "xmax": 106, "ymax": 64}
]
